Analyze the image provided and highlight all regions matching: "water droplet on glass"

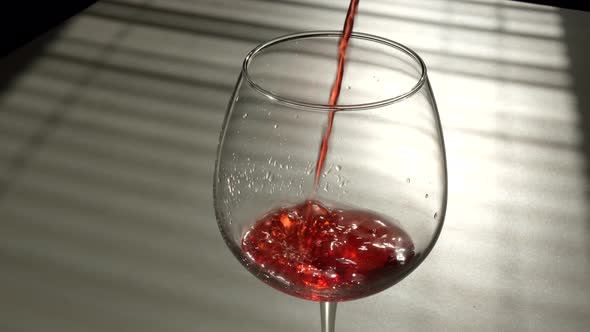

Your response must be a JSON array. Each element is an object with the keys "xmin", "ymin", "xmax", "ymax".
[
  {"xmin": 425, "ymin": 193, "xmax": 429, "ymax": 199},
  {"xmin": 406, "ymin": 178, "xmax": 411, "ymax": 183},
  {"xmin": 323, "ymin": 183, "xmax": 330, "ymax": 192},
  {"xmin": 295, "ymin": 113, "xmax": 299, "ymax": 119},
  {"xmin": 273, "ymin": 124, "xmax": 278, "ymax": 129},
  {"xmin": 242, "ymin": 113, "xmax": 248, "ymax": 119},
  {"xmin": 346, "ymin": 85, "xmax": 351, "ymax": 90},
  {"xmin": 335, "ymin": 165, "xmax": 342, "ymax": 171},
  {"xmin": 434, "ymin": 212, "xmax": 438, "ymax": 219}
]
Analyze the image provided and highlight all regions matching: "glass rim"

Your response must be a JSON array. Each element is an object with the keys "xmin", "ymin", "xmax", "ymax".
[{"xmin": 242, "ymin": 30, "xmax": 428, "ymax": 111}]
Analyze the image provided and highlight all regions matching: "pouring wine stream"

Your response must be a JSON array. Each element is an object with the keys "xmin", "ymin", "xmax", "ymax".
[{"xmin": 313, "ymin": 1, "xmax": 360, "ymax": 331}]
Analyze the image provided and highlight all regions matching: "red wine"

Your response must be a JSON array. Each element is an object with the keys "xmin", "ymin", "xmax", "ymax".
[
  {"xmin": 241, "ymin": 200, "xmax": 416, "ymax": 301},
  {"xmin": 313, "ymin": 0, "xmax": 360, "ymax": 191}
]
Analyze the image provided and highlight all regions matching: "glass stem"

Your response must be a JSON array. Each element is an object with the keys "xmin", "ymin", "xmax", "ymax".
[{"xmin": 320, "ymin": 301, "xmax": 337, "ymax": 332}]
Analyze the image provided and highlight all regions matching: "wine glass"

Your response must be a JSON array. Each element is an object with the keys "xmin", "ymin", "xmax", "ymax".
[{"xmin": 213, "ymin": 31, "xmax": 447, "ymax": 331}]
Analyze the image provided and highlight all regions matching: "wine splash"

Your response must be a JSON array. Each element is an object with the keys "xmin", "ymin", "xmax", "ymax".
[{"xmin": 241, "ymin": 200, "xmax": 416, "ymax": 301}]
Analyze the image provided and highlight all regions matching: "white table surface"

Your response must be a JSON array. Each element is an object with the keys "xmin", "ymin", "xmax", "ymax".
[{"xmin": 1, "ymin": 0, "xmax": 589, "ymax": 331}]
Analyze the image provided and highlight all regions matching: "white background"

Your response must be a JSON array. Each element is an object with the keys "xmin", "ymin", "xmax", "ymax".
[{"xmin": 0, "ymin": 1, "xmax": 589, "ymax": 331}]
